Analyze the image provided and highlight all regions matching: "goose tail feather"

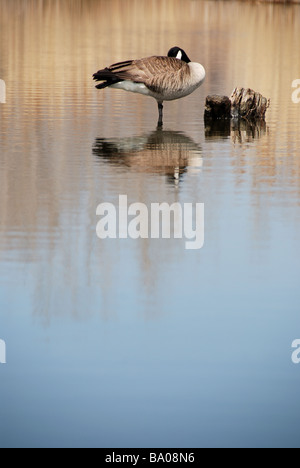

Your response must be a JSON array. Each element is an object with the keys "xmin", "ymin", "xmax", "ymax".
[{"xmin": 93, "ymin": 67, "xmax": 123, "ymax": 89}]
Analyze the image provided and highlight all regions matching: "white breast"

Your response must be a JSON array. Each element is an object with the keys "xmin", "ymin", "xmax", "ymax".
[{"xmin": 188, "ymin": 62, "xmax": 206, "ymax": 88}]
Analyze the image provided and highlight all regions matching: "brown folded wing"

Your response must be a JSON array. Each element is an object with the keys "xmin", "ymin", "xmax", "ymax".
[{"xmin": 108, "ymin": 56, "xmax": 190, "ymax": 94}]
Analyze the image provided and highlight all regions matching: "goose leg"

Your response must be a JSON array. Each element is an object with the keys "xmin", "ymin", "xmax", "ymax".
[{"xmin": 157, "ymin": 101, "xmax": 164, "ymax": 127}]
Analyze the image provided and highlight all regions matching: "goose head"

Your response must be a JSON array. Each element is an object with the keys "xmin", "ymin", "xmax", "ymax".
[{"xmin": 168, "ymin": 47, "xmax": 191, "ymax": 63}]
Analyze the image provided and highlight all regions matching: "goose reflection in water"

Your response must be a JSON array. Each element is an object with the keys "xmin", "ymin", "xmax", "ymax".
[
  {"xmin": 92, "ymin": 129, "xmax": 203, "ymax": 186},
  {"xmin": 205, "ymin": 118, "xmax": 268, "ymax": 143}
]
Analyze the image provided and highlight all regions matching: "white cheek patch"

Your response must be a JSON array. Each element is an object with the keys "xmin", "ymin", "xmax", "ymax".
[{"xmin": 176, "ymin": 50, "xmax": 183, "ymax": 60}]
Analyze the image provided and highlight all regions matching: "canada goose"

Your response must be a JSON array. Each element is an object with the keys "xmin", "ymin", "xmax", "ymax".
[{"xmin": 93, "ymin": 47, "xmax": 206, "ymax": 126}]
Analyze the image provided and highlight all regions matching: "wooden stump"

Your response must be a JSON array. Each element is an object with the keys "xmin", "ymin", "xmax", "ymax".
[
  {"xmin": 204, "ymin": 88, "xmax": 270, "ymax": 121},
  {"xmin": 230, "ymin": 88, "xmax": 270, "ymax": 120},
  {"xmin": 204, "ymin": 95, "xmax": 231, "ymax": 120}
]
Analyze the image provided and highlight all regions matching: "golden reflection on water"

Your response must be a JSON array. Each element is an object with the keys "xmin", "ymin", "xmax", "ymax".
[{"xmin": 0, "ymin": 0, "xmax": 300, "ymax": 316}]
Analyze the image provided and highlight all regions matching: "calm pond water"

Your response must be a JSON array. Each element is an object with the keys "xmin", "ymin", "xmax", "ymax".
[{"xmin": 0, "ymin": 0, "xmax": 300, "ymax": 448}]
